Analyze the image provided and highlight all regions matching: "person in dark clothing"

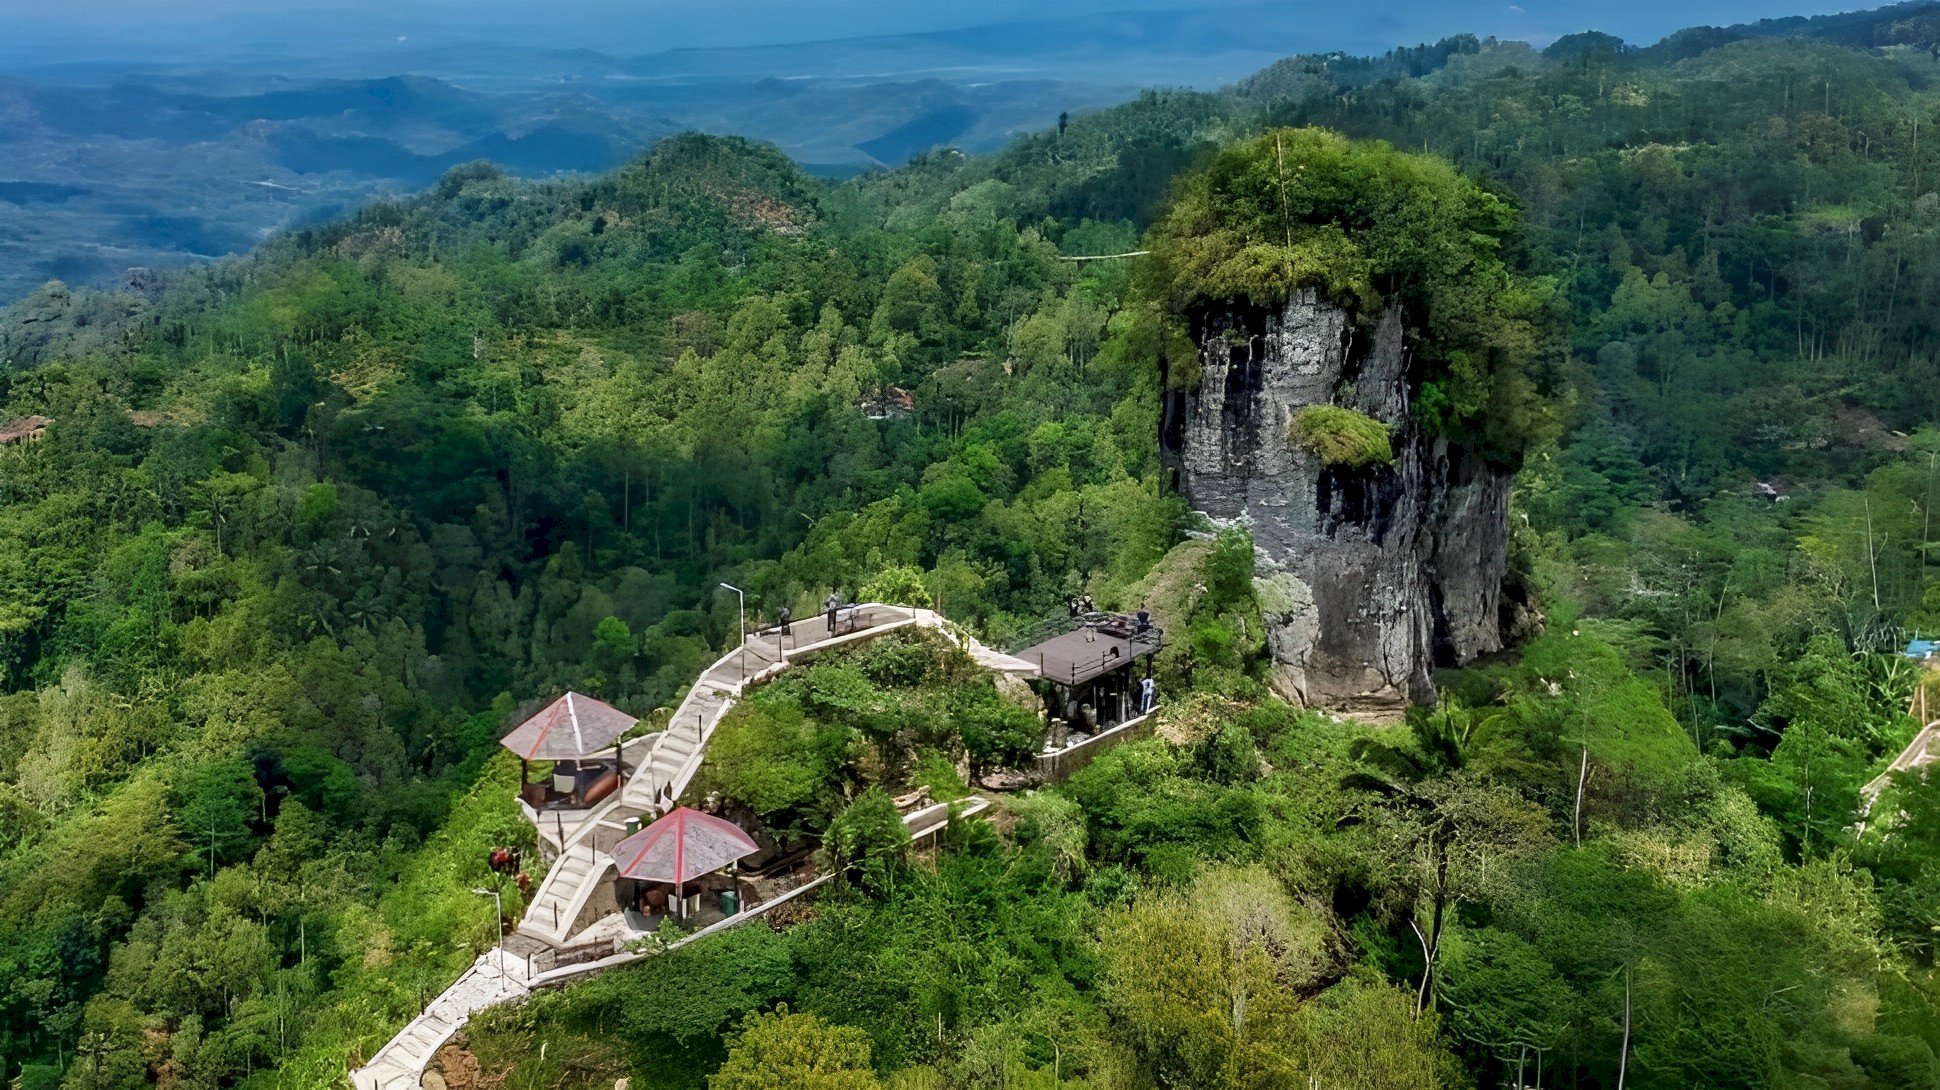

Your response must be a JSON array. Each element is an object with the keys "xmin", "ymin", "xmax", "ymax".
[
  {"xmin": 825, "ymin": 591, "xmax": 841, "ymax": 634},
  {"xmin": 1135, "ymin": 603, "xmax": 1152, "ymax": 632},
  {"xmin": 776, "ymin": 604, "xmax": 791, "ymax": 637}
]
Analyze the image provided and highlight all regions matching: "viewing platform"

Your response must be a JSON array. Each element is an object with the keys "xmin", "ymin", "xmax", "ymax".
[{"xmin": 352, "ymin": 602, "xmax": 1045, "ymax": 1090}]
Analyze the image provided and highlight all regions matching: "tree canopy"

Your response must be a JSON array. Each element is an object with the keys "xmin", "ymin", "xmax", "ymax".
[{"xmin": 1144, "ymin": 126, "xmax": 1564, "ymax": 453}]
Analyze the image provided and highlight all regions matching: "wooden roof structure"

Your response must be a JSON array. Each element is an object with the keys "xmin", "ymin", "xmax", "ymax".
[{"xmin": 498, "ymin": 691, "xmax": 636, "ymax": 762}]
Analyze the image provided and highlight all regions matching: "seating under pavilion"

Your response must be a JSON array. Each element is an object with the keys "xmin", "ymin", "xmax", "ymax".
[
  {"xmin": 499, "ymin": 692, "xmax": 637, "ymax": 810},
  {"xmin": 610, "ymin": 805, "xmax": 760, "ymax": 929}
]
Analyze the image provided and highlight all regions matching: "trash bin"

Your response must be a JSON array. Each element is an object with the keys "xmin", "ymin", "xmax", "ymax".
[
  {"xmin": 624, "ymin": 816, "xmax": 641, "ymax": 835},
  {"xmin": 719, "ymin": 889, "xmax": 739, "ymax": 916}
]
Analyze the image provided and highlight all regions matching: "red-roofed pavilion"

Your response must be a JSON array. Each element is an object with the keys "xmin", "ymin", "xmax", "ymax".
[
  {"xmin": 500, "ymin": 692, "xmax": 637, "ymax": 809},
  {"xmin": 611, "ymin": 806, "xmax": 759, "ymax": 921}
]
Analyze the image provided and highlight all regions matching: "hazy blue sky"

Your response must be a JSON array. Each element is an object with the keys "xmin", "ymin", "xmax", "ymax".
[{"xmin": 0, "ymin": 0, "xmax": 1870, "ymax": 68}]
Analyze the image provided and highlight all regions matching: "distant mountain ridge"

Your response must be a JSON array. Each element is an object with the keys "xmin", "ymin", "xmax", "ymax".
[
  {"xmin": 2, "ymin": 1, "xmax": 1938, "ymax": 301},
  {"xmin": 0, "ymin": 74, "xmax": 681, "ymax": 298}
]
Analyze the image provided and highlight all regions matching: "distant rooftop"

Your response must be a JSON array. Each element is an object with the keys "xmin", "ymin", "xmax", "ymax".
[
  {"xmin": 0, "ymin": 415, "xmax": 50, "ymax": 445},
  {"xmin": 860, "ymin": 385, "xmax": 915, "ymax": 420}
]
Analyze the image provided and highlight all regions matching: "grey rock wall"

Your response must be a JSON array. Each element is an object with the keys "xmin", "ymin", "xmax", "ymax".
[{"xmin": 1162, "ymin": 289, "xmax": 1515, "ymax": 719}]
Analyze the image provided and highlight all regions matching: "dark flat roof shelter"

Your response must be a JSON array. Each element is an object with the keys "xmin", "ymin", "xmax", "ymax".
[
  {"xmin": 1017, "ymin": 621, "xmax": 1159, "ymax": 687},
  {"xmin": 500, "ymin": 691, "xmax": 636, "ymax": 761}
]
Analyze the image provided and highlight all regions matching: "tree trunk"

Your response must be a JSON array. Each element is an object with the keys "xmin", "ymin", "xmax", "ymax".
[
  {"xmin": 1575, "ymin": 746, "xmax": 1589, "ymax": 847},
  {"xmin": 1617, "ymin": 964, "xmax": 1632, "ymax": 1090}
]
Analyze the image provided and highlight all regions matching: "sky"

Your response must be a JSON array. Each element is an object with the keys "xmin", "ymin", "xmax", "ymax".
[{"xmin": 0, "ymin": 0, "xmax": 1875, "ymax": 70}]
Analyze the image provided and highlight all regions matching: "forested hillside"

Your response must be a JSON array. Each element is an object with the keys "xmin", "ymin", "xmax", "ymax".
[{"xmin": 8, "ymin": 6, "xmax": 1940, "ymax": 1089}]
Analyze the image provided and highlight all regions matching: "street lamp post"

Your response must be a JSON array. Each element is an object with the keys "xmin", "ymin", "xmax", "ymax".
[
  {"xmin": 719, "ymin": 582, "xmax": 746, "ymax": 680},
  {"xmin": 470, "ymin": 887, "xmax": 505, "ymax": 994}
]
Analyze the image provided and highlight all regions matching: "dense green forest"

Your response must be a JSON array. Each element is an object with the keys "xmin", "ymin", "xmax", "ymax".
[{"xmin": 10, "ymin": 5, "xmax": 1940, "ymax": 1088}]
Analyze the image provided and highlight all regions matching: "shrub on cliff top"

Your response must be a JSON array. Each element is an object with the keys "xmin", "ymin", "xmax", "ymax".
[
  {"xmin": 1146, "ymin": 128, "xmax": 1508, "ymax": 314},
  {"xmin": 1144, "ymin": 127, "xmax": 1562, "ymax": 461},
  {"xmin": 1290, "ymin": 405, "xmax": 1394, "ymax": 468}
]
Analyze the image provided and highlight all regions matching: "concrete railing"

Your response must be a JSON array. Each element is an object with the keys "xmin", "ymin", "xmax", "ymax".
[
  {"xmin": 353, "ymin": 605, "xmax": 1003, "ymax": 1090},
  {"xmin": 1034, "ymin": 711, "xmax": 1156, "ymax": 781}
]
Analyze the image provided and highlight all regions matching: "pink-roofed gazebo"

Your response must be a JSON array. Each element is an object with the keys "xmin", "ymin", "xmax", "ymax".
[
  {"xmin": 501, "ymin": 692, "xmax": 637, "ymax": 810},
  {"xmin": 612, "ymin": 806, "xmax": 759, "ymax": 920}
]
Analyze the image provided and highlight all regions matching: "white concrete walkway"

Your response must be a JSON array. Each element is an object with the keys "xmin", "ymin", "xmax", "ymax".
[
  {"xmin": 347, "ymin": 604, "xmax": 1022, "ymax": 1090},
  {"xmin": 1863, "ymin": 717, "xmax": 1940, "ymax": 811},
  {"xmin": 349, "ymin": 950, "xmax": 528, "ymax": 1090}
]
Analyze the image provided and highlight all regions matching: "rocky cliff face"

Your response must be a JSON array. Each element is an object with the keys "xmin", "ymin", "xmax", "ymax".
[{"xmin": 1160, "ymin": 289, "xmax": 1522, "ymax": 719}]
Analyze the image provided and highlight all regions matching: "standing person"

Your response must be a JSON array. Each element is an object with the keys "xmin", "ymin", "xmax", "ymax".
[
  {"xmin": 1140, "ymin": 674, "xmax": 1156, "ymax": 714},
  {"xmin": 1135, "ymin": 603, "xmax": 1152, "ymax": 633},
  {"xmin": 825, "ymin": 590, "xmax": 840, "ymax": 634},
  {"xmin": 776, "ymin": 603, "xmax": 791, "ymax": 638}
]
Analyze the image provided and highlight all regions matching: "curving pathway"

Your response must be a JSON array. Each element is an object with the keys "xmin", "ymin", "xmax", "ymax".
[
  {"xmin": 1862, "ymin": 717, "xmax": 1940, "ymax": 812},
  {"xmin": 349, "ymin": 604, "xmax": 1029, "ymax": 1090}
]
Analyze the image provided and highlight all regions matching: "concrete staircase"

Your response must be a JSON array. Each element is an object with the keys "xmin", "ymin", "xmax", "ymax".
[
  {"xmin": 349, "ymin": 950, "xmax": 527, "ymax": 1090},
  {"xmin": 623, "ymin": 679, "xmax": 733, "ymax": 809},
  {"xmin": 517, "ymin": 843, "xmax": 604, "ymax": 944},
  {"xmin": 513, "ymin": 673, "xmax": 744, "ymax": 946},
  {"xmin": 348, "ymin": 604, "xmax": 1030, "ymax": 1090}
]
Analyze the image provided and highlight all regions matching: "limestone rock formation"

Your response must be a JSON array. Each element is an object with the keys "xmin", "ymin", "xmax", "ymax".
[{"xmin": 1161, "ymin": 288, "xmax": 1523, "ymax": 719}]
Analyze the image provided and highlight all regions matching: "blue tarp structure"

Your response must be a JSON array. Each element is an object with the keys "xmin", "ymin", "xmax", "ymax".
[{"xmin": 1907, "ymin": 638, "xmax": 1939, "ymax": 660}]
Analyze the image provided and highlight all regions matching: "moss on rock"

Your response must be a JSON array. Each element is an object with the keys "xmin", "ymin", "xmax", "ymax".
[{"xmin": 1290, "ymin": 405, "xmax": 1393, "ymax": 467}]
